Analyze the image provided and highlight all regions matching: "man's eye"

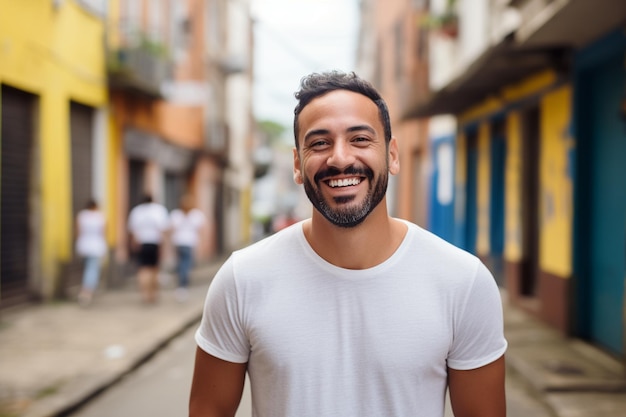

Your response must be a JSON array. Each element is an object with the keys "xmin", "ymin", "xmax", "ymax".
[{"xmin": 310, "ymin": 140, "xmax": 329, "ymax": 148}]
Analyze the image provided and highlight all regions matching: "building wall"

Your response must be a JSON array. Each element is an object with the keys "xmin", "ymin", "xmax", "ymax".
[
  {"xmin": 504, "ymin": 111, "xmax": 523, "ymax": 263},
  {"xmin": 370, "ymin": 0, "xmax": 429, "ymax": 225},
  {"xmin": 476, "ymin": 122, "xmax": 491, "ymax": 257},
  {"xmin": 410, "ymin": 0, "xmax": 625, "ymax": 355},
  {"xmin": 0, "ymin": 0, "xmax": 108, "ymax": 298},
  {"xmin": 539, "ymin": 86, "xmax": 573, "ymax": 278},
  {"xmin": 224, "ymin": 0, "xmax": 254, "ymax": 249},
  {"xmin": 107, "ymin": 0, "xmax": 225, "ymax": 268},
  {"xmin": 458, "ymin": 70, "xmax": 574, "ymax": 331}
]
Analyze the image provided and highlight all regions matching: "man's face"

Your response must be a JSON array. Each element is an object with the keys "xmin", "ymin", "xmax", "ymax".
[{"xmin": 293, "ymin": 90, "xmax": 399, "ymax": 228}]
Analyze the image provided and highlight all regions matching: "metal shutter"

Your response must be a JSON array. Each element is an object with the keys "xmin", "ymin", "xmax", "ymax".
[{"xmin": 1, "ymin": 86, "xmax": 35, "ymax": 306}]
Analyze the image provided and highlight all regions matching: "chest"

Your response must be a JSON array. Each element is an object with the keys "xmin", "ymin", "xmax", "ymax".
[{"xmin": 245, "ymin": 278, "xmax": 453, "ymax": 378}]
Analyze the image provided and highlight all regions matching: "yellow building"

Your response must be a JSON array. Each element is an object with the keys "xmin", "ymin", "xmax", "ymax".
[{"xmin": 0, "ymin": 0, "xmax": 109, "ymax": 305}]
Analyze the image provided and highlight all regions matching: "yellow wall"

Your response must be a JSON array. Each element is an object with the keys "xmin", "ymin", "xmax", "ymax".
[
  {"xmin": 240, "ymin": 186, "xmax": 252, "ymax": 245},
  {"xmin": 0, "ymin": 0, "xmax": 107, "ymax": 292},
  {"xmin": 502, "ymin": 71, "xmax": 557, "ymax": 103},
  {"xmin": 459, "ymin": 97, "xmax": 503, "ymax": 126},
  {"xmin": 539, "ymin": 86, "xmax": 573, "ymax": 277},
  {"xmin": 504, "ymin": 112, "xmax": 523, "ymax": 262},
  {"xmin": 458, "ymin": 69, "xmax": 573, "ymax": 279},
  {"xmin": 107, "ymin": 113, "xmax": 122, "ymax": 247},
  {"xmin": 476, "ymin": 123, "xmax": 491, "ymax": 256}
]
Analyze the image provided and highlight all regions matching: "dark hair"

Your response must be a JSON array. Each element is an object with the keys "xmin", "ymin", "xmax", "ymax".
[
  {"xmin": 85, "ymin": 198, "xmax": 98, "ymax": 210},
  {"xmin": 293, "ymin": 71, "xmax": 392, "ymax": 148}
]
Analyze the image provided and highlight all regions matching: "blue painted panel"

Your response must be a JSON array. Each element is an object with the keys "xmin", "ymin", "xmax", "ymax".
[
  {"xmin": 489, "ymin": 125, "xmax": 507, "ymax": 284},
  {"xmin": 574, "ymin": 29, "xmax": 626, "ymax": 356},
  {"xmin": 429, "ymin": 136, "xmax": 455, "ymax": 243},
  {"xmin": 587, "ymin": 52, "xmax": 625, "ymax": 355}
]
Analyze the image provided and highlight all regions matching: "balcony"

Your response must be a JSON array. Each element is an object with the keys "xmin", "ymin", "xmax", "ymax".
[
  {"xmin": 107, "ymin": 42, "xmax": 172, "ymax": 99},
  {"xmin": 507, "ymin": 0, "xmax": 626, "ymax": 48}
]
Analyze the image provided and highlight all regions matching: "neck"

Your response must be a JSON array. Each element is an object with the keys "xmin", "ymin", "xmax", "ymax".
[{"xmin": 303, "ymin": 203, "xmax": 406, "ymax": 269}]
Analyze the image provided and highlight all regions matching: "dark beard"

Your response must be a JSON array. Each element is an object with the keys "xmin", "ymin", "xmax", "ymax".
[{"xmin": 303, "ymin": 165, "xmax": 388, "ymax": 228}]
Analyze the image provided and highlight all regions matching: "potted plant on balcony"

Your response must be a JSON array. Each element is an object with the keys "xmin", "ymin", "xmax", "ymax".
[{"xmin": 419, "ymin": 0, "xmax": 459, "ymax": 38}]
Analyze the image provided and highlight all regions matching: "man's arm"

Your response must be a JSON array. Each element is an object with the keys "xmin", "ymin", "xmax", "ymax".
[
  {"xmin": 447, "ymin": 355, "xmax": 506, "ymax": 417},
  {"xmin": 189, "ymin": 347, "xmax": 247, "ymax": 417}
]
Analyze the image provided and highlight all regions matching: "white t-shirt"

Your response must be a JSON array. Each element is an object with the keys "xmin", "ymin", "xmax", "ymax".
[
  {"xmin": 127, "ymin": 202, "xmax": 169, "ymax": 244},
  {"xmin": 195, "ymin": 220, "xmax": 507, "ymax": 417},
  {"xmin": 169, "ymin": 208, "xmax": 206, "ymax": 247},
  {"xmin": 75, "ymin": 209, "xmax": 106, "ymax": 257}
]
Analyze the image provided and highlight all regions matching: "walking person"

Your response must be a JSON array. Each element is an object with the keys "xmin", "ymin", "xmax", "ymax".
[
  {"xmin": 169, "ymin": 194, "xmax": 206, "ymax": 302},
  {"xmin": 128, "ymin": 194, "xmax": 169, "ymax": 304},
  {"xmin": 75, "ymin": 198, "xmax": 107, "ymax": 307},
  {"xmin": 190, "ymin": 71, "xmax": 507, "ymax": 417}
]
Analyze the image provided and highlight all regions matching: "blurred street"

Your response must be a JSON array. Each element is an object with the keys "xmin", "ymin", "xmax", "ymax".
[
  {"xmin": 1, "ymin": 0, "xmax": 626, "ymax": 416},
  {"xmin": 1, "ymin": 258, "xmax": 625, "ymax": 417},
  {"xmin": 63, "ymin": 320, "xmax": 549, "ymax": 417}
]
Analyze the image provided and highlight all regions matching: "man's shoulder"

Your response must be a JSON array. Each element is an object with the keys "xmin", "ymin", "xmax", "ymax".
[{"xmin": 216, "ymin": 223, "xmax": 305, "ymax": 286}]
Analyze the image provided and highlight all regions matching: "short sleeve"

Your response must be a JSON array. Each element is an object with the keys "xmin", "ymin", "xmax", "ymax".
[
  {"xmin": 195, "ymin": 255, "xmax": 250, "ymax": 363},
  {"xmin": 447, "ymin": 262, "xmax": 508, "ymax": 370}
]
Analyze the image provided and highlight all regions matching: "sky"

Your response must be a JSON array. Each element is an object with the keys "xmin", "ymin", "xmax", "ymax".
[{"xmin": 250, "ymin": 0, "xmax": 360, "ymax": 130}]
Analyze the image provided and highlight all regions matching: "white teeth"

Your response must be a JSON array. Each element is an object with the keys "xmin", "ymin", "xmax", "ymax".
[{"xmin": 329, "ymin": 178, "xmax": 361, "ymax": 188}]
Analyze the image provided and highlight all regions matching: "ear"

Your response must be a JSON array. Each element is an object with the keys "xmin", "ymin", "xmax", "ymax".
[
  {"xmin": 293, "ymin": 147, "xmax": 304, "ymax": 184},
  {"xmin": 388, "ymin": 136, "xmax": 400, "ymax": 175}
]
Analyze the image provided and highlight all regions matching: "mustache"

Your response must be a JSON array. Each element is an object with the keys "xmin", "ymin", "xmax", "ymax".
[{"xmin": 313, "ymin": 166, "xmax": 374, "ymax": 183}]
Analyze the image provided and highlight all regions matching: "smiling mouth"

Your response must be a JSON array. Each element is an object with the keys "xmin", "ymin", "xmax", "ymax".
[{"xmin": 327, "ymin": 177, "xmax": 362, "ymax": 188}]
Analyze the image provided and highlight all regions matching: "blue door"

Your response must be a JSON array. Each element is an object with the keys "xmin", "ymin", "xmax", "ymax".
[
  {"xmin": 429, "ymin": 136, "xmax": 455, "ymax": 243},
  {"xmin": 582, "ymin": 47, "xmax": 626, "ymax": 355}
]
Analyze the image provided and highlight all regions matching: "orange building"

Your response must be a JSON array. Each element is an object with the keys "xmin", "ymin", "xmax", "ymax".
[
  {"xmin": 357, "ymin": 0, "xmax": 431, "ymax": 226},
  {"xmin": 106, "ymin": 0, "xmax": 253, "ymax": 284}
]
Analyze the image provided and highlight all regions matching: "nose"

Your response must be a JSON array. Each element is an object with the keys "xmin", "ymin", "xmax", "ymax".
[{"xmin": 326, "ymin": 140, "xmax": 356, "ymax": 169}]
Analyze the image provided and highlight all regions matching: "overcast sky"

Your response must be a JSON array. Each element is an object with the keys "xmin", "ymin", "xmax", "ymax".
[{"xmin": 250, "ymin": 0, "xmax": 360, "ymax": 130}]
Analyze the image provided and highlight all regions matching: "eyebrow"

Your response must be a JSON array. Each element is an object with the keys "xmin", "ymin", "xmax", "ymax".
[{"xmin": 303, "ymin": 125, "xmax": 376, "ymax": 143}]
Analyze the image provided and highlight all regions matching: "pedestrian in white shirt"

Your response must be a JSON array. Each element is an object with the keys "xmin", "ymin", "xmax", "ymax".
[
  {"xmin": 75, "ymin": 199, "xmax": 107, "ymax": 307},
  {"xmin": 128, "ymin": 194, "xmax": 169, "ymax": 304},
  {"xmin": 169, "ymin": 194, "xmax": 206, "ymax": 302}
]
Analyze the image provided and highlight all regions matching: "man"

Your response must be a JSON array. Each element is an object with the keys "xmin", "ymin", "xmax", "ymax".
[
  {"xmin": 128, "ymin": 194, "xmax": 169, "ymax": 304},
  {"xmin": 190, "ymin": 71, "xmax": 507, "ymax": 417},
  {"xmin": 169, "ymin": 194, "xmax": 207, "ymax": 302}
]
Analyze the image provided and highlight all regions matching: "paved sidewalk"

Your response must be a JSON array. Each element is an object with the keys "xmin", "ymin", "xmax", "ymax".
[
  {"xmin": 0, "ymin": 257, "xmax": 625, "ymax": 417},
  {"xmin": 0, "ymin": 260, "xmax": 223, "ymax": 417},
  {"xmin": 503, "ymin": 297, "xmax": 626, "ymax": 417}
]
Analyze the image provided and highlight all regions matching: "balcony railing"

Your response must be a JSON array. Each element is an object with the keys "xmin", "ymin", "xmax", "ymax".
[{"xmin": 107, "ymin": 44, "xmax": 172, "ymax": 98}]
